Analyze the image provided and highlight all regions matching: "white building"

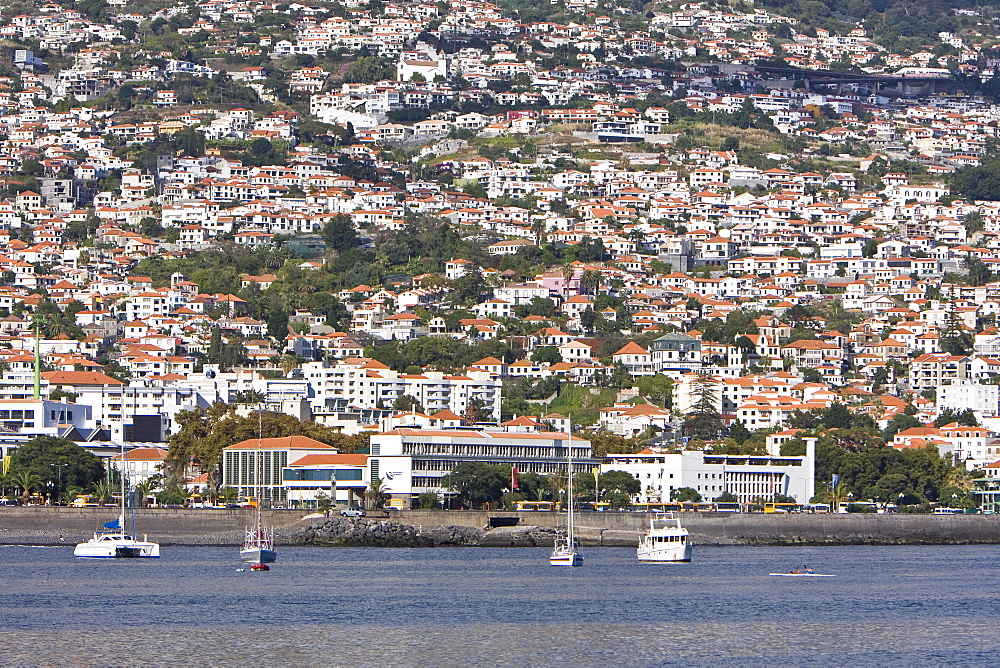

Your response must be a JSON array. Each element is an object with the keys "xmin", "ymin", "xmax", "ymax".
[
  {"xmin": 301, "ymin": 359, "xmax": 502, "ymax": 420},
  {"xmin": 939, "ymin": 381, "xmax": 1000, "ymax": 418},
  {"xmin": 369, "ymin": 428, "xmax": 597, "ymax": 505},
  {"xmin": 602, "ymin": 444, "xmax": 815, "ymax": 505},
  {"xmin": 222, "ymin": 435, "xmax": 338, "ymax": 504},
  {"xmin": 111, "ymin": 446, "xmax": 168, "ymax": 490}
]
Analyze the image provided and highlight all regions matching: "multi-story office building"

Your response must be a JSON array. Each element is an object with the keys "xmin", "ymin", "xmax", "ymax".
[{"xmin": 602, "ymin": 444, "xmax": 815, "ymax": 505}]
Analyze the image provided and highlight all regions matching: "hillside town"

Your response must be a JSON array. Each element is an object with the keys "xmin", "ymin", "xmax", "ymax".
[{"xmin": 4, "ymin": 0, "xmax": 1000, "ymax": 514}]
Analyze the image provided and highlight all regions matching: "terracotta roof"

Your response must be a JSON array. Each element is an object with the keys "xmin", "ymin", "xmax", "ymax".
[
  {"xmin": 224, "ymin": 435, "xmax": 336, "ymax": 451},
  {"xmin": 41, "ymin": 370, "xmax": 122, "ymax": 386},
  {"xmin": 289, "ymin": 453, "xmax": 367, "ymax": 467},
  {"xmin": 112, "ymin": 447, "xmax": 168, "ymax": 461}
]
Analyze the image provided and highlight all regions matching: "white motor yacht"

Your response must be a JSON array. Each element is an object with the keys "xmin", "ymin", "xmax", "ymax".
[{"xmin": 637, "ymin": 512, "xmax": 692, "ymax": 562}]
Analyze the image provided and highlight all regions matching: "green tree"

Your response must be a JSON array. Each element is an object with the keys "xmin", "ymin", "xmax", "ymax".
[
  {"xmin": 365, "ymin": 477, "xmax": 390, "ymax": 509},
  {"xmin": 934, "ymin": 408, "xmax": 978, "ymax": 428},
  {"xmin": 393, "ymin": 394, "xmax": 422, "ymax": 413},
  {"xmin": 11, "ymin": 469, "xmax": 40, "ymax": 504},
  {"xmin": 585, "ymin": 430, "xmax": 645, "ymax": 458},
  {"xmin": 967, "ymin": 254, "xmax": 991, "ymax": 287},
  {"xmin": 671, "ymin": 487, "xmax": 703, "ymax": 502},
  {"xmin": 515, "ymin": 471, "xmax": 553, "ymax": 501},
  {"xmin": 963, "ymin": 210, "xmax": 985, "ymax": 236},
  {"xmin": 728, "ymin": 421, "xmax": 751, "ymax": 445},
  {"xmin": 637, "ymin": 375, "xmax": 673, "ymax": 408},
  {"xmin": 862, "ymin": 238, "xmax": 879, "ymax": 258},
  {"xmin": 597, "ymin": 470, "xmax": 640, "ymax": 508},
  {"xmin": 92, "ymin": 479, "xmax": 113, "ymax": 505},
  {"xmin": 9, "ymin": 436, "xmax": 105, "ymax": 500},
  {"xmin": 166, "ymin": 403, "xmax": 357, "ymax": 481},
  {"xmin": 343, "ymin": 56, "xmax": 394, "ymax": 84},
  {"xmin": 940, "ymin": 305, "xmax": 973, "ymax": 356},
  {"xmin": 464, "ymin": 397, "xmax": 488, "ymax": 424},
  {"xmin": 532, "ymin": 346, "xmax": 562, "ymax": 364},
  {"xmin": 320, "ymin": 214, "xmax": 360, "ymax": 252},
  {"xmin": 440, "ymin": 462, "xmax": 511, "ymax": 508},
  {"xmin": 683, "ymin": 374, "xmax": 722, "ymax": 439}
]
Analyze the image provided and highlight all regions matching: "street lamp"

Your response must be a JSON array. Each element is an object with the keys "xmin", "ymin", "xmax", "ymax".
[
  {"xmin": 952, "ymin": 493, "xmax": 959, "ymax": 509},
  {"xmin": 50, "ymin": 463, "xmax": 68, "ymax": 505}
]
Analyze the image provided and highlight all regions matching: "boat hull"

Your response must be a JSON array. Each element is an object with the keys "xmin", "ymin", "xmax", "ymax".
[
  {"xmin": 637, "ymin": 545, "xmax": 692, "ymax": 562},
  {"xmin": 550, "ymin": 542, "xmax": 583, "ymax": 567},
  {"xmin": 240, "ymin": 547, "xmax": 277, "ymax": 564},
  {"xmin": 549, "ymin": 553, "xmax": 584, "ymax": 567}
]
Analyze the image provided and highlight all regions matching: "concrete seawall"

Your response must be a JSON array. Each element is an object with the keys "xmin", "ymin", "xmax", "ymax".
[
  {"xmin": 400, "ymin": 511, "xmax": 1000, "ymax": 547},
  {"xmin": 4, "ymin": 508, "xmax": 1000, "ymax": 547},
  {"xmin": 0, "ymin": 507, "xmax": 309, "ymax": 546}
]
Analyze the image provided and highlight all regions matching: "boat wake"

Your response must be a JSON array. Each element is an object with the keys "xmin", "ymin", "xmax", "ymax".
[{"xmin": 0, "ymin": 544, "xmax": 68, "ymax": 549}]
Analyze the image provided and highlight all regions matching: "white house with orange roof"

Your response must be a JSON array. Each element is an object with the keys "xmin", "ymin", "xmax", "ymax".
[
  {"xmin": 599, "ymin": 402, "xmax": 672, "ymax": 436},
  {"xmin": 613, "ymin": 341, "xmax": 654, "ymax": 376},
  {"xmin": 111, "ymin": 446, "xmax": 168, "ymax": 492},
  {"xmin": 938, "ymin": 422, "xmax": 999, "ymax": 469}
]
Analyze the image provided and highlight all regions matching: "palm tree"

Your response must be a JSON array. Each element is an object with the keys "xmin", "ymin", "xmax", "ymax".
[
  {"xmin": 92, "ymin": 480, "xmax": 113, "ymax": 506},
  {"xmin": 277, "ymin": 353, "xmax": 302, "ymax": 377},
  {"xmin": 364, "ymin": 478, "xmax": 389, "ymax": 510},
  {"xmin": 530, "ymin": 218, "xmax": 547, "ymax": 244},
  {"xmin": 580, "ymin": 270, "xmax": 601, "ymax": 295},
  {"xmin": 219, "ymin": 486, "xmax": 238, "ymax": 504},
  {"xmin": 12, "ymin": 470, "xmax": 40, "ymax": 505},
  {"xmin": 132, "ymin": 478, "xmax": 160, "ymax": 508}
]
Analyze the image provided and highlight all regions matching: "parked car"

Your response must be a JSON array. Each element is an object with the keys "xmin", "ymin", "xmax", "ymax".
[{"xmin": 340, "ymin": 507, "xmax": 366, "ymax": 517}]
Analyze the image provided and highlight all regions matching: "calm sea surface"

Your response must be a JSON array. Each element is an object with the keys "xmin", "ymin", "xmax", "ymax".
[{"xmin": 1, "ymin": 544, "xmax": 998, "ymax": 666}]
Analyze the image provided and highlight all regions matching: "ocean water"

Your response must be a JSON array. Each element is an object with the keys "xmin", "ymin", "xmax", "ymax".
[{"xmin": 2, "ymin": 544, "xmax": 998, "ymax": 666}]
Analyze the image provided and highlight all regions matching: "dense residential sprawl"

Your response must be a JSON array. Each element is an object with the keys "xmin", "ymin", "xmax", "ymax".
[{"xmin": 5, "ymin": 0, "xmax": 1000, "ymax": 512}]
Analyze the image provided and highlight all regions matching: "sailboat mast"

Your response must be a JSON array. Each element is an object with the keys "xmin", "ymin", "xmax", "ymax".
[
  {"xmin": 257, "ymin": 407, "xmax": 264, "ymax": 537},
  {"xmin": 567, "ymin": 415, "xmax": 573, "ymax": 542},
  {"xmin": 120, "ymin": 439, "xmax": 125, "ymax": 528}
]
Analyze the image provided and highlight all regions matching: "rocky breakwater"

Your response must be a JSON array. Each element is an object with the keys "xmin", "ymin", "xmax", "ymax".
[
  {"xmin": 291, "ymin": 516, "xmax": 485, "ymax": 547},
  {"xmin": 477, "ymin": 525, "xmax": 562, "ymax": 547}
]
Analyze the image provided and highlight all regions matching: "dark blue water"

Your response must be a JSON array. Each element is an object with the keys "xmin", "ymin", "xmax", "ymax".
[{"xmin": 2, "ymin": 544, "xmax": 998, "ymax": 665}]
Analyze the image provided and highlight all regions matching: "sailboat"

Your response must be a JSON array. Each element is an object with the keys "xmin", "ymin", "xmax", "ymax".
[
  {"xmin": 550, "ymin": 420, "xmax": 583, "ymax": 567},
  {"xmin": 240, "ymin": 408, "xmax": 276, "ymax": 565},
  {"xmin": 75, "ymin": 440, "xmax": 160, "ymax": 558}
]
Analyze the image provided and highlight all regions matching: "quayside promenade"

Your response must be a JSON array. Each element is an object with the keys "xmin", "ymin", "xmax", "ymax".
[{"xmin": 3, "ymin": 508, "xmax": 1000, "ymax": 547}]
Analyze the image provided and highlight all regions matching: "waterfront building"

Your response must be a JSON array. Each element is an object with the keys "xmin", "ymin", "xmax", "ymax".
[
  {"xmin": 282, "ymin": 452, "xmax": 370, "ymax": 508},
  {"xmin": 369, "ymin": 428, "xmax": 598, "ymax": 505},
  {"xmin": 972, "ymin": 461, "xmax": 1000, "ymax": 513},
  {"xmin": 601, "ymin": 444, "xmax": 815, "ymax": 505},
  {"xmin": 222, "ymin": 435, "xmax": 337, "ymax": 504}
]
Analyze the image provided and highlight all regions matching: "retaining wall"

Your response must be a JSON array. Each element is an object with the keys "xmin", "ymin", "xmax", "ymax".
[{"xmin": 3, "ymin": 508, "xmax": 1000, "ymax": 546}]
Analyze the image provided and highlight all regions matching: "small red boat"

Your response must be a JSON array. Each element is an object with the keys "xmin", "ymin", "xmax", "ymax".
[{"xmin": 250, "ymin": 563, "xmax": 270, "ymax": 571}]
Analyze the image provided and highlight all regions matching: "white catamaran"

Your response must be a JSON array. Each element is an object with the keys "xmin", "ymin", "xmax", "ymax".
[
  {"xmin": 240, "ymin": 409, "xmax": 276, "ymax": 564},
  {"xmin": 550, "ymin": 422, "xmax": 582, "ymax": 567},
  {"xmin": 75, "ymin": 441, "xmax": 160, "ymax": 559}
]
